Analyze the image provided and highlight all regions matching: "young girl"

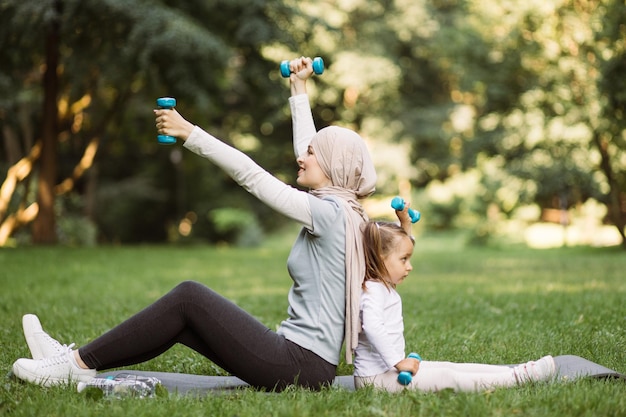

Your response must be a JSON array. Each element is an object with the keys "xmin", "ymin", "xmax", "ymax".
[
  {"xmin": 12, "ymin": 56, "xmax": 376, "ymax": 391},
  {"xmin": 354, "ymin": 207, "xmax": 556, "ymax": 392}
]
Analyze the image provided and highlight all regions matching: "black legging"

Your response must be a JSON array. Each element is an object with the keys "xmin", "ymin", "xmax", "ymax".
[{"xmin": 78, "ymin": 281, "xmax": 337, "ymax": 391}]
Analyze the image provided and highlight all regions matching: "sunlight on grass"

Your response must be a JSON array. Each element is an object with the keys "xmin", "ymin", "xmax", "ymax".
[{"xmin": 525, "ymin": 223, "xmax": 622, "ymax": 248}]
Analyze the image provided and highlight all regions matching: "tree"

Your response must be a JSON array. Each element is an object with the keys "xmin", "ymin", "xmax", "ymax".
[
  {"xmin": 2, "ymin": 0, "xmax": 625, "ymax": 248},
  {"xmin": 0, "ymin": 0, "xmax": 305, "ymax": 244},
  {"xmin": 31, "ymin": 0, "xmax": 62, "ymax": 244},
  {"xmin": 466, "ymin": 0, "xmax": 626, "ymax": 246},
  {"xmin": 386, "ymin": 0, "xmax": 626, "ymax": 246}
]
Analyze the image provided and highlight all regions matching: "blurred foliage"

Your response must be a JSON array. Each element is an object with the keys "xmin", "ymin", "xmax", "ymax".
[
  {"xmin": 210, "ymin": 207, "xmax": 264, "ymax": 247},
  {"xmin": 0, "ymin": 0, "xmax": 624, "ymax": 246}
]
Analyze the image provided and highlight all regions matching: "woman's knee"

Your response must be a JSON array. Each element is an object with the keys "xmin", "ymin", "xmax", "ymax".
[
  {"xmin": 176, "ymin": 280, "xmax": 203, "ymax": 290},
  {"xmin": 171, "ymin": 280, "xmax": 207, "ymax": 298}
]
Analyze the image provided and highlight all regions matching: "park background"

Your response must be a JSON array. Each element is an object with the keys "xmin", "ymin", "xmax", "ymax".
[{"xmin": 1, "ymin": 0, "xmax": 625, "ymax": 249}]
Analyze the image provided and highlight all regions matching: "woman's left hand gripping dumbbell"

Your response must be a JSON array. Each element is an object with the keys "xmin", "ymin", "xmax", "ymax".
[{"xmin": 154, "ymin": 102, "xmax": 195, "ymax": 144}]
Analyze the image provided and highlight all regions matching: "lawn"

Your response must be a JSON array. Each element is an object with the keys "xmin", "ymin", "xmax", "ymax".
[{"xmin": 1, "ymin": 232, "xmax": 625, "ymax": 416}]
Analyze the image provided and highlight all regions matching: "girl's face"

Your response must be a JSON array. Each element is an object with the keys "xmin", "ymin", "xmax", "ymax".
[
  {"xmin": 296, "ymin": 145, "xmax": 332, "ymax": 189},
  {"xmin": 383, "ymin": 236, "xmax": 414, "ymax": 286}
]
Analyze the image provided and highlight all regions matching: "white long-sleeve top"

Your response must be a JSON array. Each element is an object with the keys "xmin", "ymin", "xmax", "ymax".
[
  {"xmin": 289, "ymin": 94, "xmax": 316, "ymax": 158},
  {"xmin": 182, "ymin": 95, "xmax": 347, "ymax": 365},
  {"xmin": 354, "ymin": 280, "xmax": 406, "ymax": 376}
]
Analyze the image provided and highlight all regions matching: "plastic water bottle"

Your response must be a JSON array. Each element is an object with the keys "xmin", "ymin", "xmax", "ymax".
[{"xmin": 77, "ymin": 373, "xmax": 162, "ymax": 398}]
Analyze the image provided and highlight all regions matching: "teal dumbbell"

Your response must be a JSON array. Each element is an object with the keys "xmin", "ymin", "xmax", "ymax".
[
  {"xmin": 397, "ymin": 352, "xmax": 422, "ymax": 386},
  {"xmin": 391, "ymin": 197, "xmax": 421, "ymax": 223},
  {"xmin": 156, "ymin": 97, "xmax": 177, "ymax": 145},
  {"xmin": 280, "ymin": 57, "xmax": 324, "ymax": 78}
]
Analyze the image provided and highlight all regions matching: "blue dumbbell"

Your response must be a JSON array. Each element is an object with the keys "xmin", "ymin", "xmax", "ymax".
[
  {"xmin": 280, "ymin": 57, "xmax": 324, "ymax": 78},
  {"xmin": 391, "ymin": 196, "xmax": 421, "ymax": 223},
  {"xmin": 397, "ymin": 352, "xmax": 422, "ymax": 386},
  {"xmin": 156, "ymin": 97, "xmax": 177, "ymax": 145}
]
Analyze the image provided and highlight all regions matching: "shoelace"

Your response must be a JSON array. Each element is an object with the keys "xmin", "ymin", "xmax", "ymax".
[
  {"xmin": 41, "ymin": 347, "xmax": 72, "ymax": 368},
  {"xmin": 514, "ymin": 360, "xmax": 545, "ymax": 384},
  {"xmin": 527, "ymin": 361, "xmax": 539, "ymax": 379},
  {"xmin": 513, "ymin": 362, "xmax": 536, "ymax": 384},
  {"xmin": 38, "ymin": 331, "xmax": 77, "ymax": 361},
  {"xmin": 40, "ymin": 344, "xmax": 75, "ymax": 368},
  {"xmin": 40, "ymin": 332, "xmax": 75, "ymax": 353},
  {"xmin": 513, "ymin": 364, "xmax": 525, "ymax": 384}
]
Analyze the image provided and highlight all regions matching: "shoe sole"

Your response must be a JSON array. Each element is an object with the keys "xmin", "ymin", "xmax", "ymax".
[
  {"xmin": 12, "ymin": 360, "xmax": 64, "ymax": 387},
  {"xmin": 12, "ymin": 359, "xmax": 95, "ymax": 387}
]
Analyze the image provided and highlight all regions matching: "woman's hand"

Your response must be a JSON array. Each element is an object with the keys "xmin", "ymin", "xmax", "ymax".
[
  {"xmin": 289, "ymin": 56, "xmax": 314, "ymax": 96},
  {"xmin": 154, "ymin": 108, "xmax": 195, "ymax": 142},
  {"xmin": 395, "ymin": 357, "xmax": 420, "ymax": 376}
]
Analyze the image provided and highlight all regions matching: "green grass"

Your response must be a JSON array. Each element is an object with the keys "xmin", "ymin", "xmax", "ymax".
[{"xmin": 1, "ymin": 232, "xmax": 625, "ymax": 416}]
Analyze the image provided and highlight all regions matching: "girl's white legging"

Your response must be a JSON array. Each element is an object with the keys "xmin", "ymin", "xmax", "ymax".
[{"xmin": 354, "ymin": 360, "xmax": 519, "ymax": 393}]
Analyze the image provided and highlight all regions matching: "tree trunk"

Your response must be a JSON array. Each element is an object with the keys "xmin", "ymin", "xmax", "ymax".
[
  {"xmin": 32, "ymin": 0, "xmax": 62, "ymax": 244},
  {"xmin": 593, "ymin": 132, "xmax": 626, "ymax": 248}
]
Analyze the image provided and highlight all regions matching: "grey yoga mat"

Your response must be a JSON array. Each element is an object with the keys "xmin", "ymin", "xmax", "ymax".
[{"xmin": 97, "ymin": 355, "xmax": 625, "ymax": 395}]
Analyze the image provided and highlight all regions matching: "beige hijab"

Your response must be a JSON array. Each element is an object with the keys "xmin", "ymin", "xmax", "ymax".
[{"xmin": 309, "ymin": 126, "xmax": 377, "ymax": 364}]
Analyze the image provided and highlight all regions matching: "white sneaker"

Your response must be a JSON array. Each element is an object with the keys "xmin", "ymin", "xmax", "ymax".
[
  {"xmin": 22, "ymin": 314, "xmax": 72, "ymax": 360},
  {"xmin": 513, "ymin": 355, "xmax": 557, "ymax": 384},
  {"xmin": 12, "ymin": 346, "xmax": 96, "ymax": 387}
]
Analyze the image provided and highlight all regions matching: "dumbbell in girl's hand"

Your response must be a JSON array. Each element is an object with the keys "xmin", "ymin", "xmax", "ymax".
[
  {"xmin": 280, "ymin": 57, "xmax": 324, "ymax": 78},
  {"xmin": 391, "ymin": 197, "xmax": 421, "ymax": 223},
  {"xmin": 156, "ymin": 97, "xmax": 177, "ymax": 145},
  {"xmin": 397, "ymin": 352, "xmax": 422, "ymax": 386}
]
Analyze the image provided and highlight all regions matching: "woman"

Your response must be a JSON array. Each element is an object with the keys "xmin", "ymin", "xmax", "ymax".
[{"xmin": 12, "ymin": 57, "xmax": 376, "ymax": 391}]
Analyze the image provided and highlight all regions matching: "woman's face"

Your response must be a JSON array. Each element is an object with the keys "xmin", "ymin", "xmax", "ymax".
[
  {"xmin": 296, "ymin": 145, "xmax": 332, "ymax": 189},
  {"xmin": 383, "ymin": 236, "xmax": 414, "ymax": 286}
]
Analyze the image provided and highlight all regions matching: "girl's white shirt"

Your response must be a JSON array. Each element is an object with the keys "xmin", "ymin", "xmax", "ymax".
[{"xmin": 354, "ymin": 280, "xmax": 406, "ymax": 377}]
